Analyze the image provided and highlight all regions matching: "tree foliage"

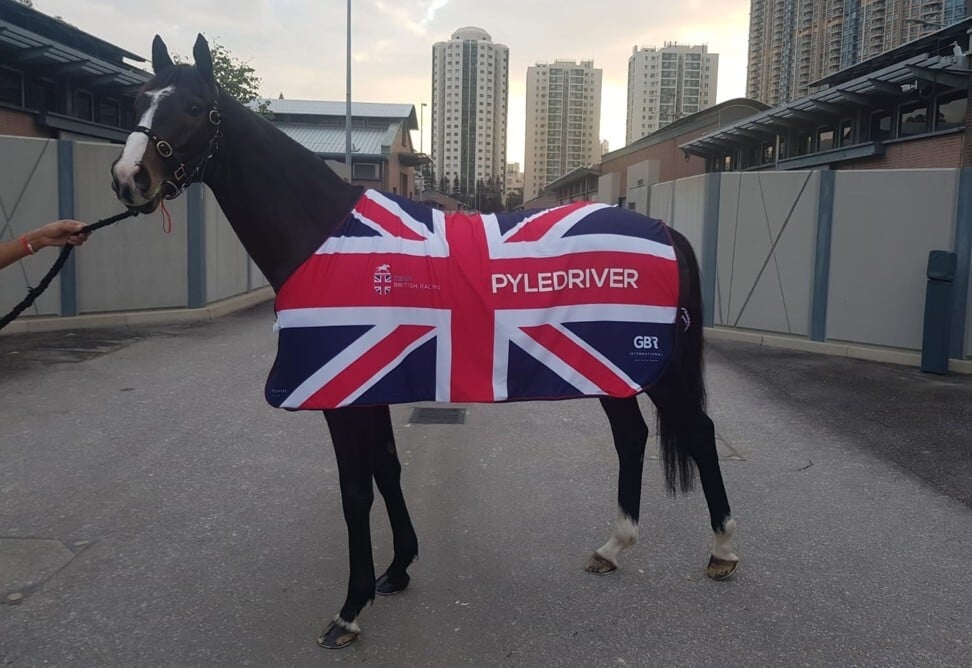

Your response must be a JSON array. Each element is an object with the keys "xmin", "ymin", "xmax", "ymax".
[{"xmin": 174, "ymin": 37, "xmax": 271, "ymax": 116}]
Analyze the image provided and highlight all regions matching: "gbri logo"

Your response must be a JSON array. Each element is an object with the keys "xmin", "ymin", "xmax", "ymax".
[{"xmin": 374, "ymin": 264, "xmax": 392, "ymax": 295}]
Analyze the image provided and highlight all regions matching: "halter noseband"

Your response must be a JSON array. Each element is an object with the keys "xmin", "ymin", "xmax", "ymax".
[{"xmin": 136, "ymin": 106, "xmax": 222, "ymax": 200}]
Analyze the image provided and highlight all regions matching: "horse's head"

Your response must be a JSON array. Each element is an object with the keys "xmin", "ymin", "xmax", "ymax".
[{"xmin": 111, "ymin": 34, "xmax": 222, "ymax": 213}]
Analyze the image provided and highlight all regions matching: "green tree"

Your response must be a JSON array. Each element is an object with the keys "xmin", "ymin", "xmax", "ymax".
[
  {"xmin": 174, "ymin": 37, "xmax": 271, "ymax": 117},
  {"xmin": 505, "ymin": 188, "xmax": 523, "ymax": 212}
]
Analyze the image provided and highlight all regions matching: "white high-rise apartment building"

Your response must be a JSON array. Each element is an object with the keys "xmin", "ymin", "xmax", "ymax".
[
  {"xmin": 431, "ymin": 27, "xmax": 509, "ymax": 197},
  {"xmin": 524, "ymin": 60, "xmax": 602, "ymax": 202},
  {"xmin": 626, "ymin": 43, "xmax": 718, "ymax": 145}
]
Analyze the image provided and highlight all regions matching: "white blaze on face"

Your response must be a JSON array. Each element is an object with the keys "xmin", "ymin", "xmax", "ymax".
[{"xmin": 113, "ymin": 86, "xmax": 175, "ymax": 188}]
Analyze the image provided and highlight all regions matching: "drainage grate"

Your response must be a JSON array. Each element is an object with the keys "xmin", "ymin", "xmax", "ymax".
[{"xmin": 409, "ymin": 407, "xmax": 466, "ymax": 424}]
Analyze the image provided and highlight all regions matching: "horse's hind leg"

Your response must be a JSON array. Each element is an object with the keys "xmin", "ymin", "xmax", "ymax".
[
  {"xmin": 687, "ymin": 410, "xmax": 738, "ymax": 579},
  {"xmin": 651, "ymin": 387, "xmax": 739, "ymax": 580},
  {"xmin": 369, "ymin": 407, "xmax": 419, "ymax": 596},
  {"xmin": 585, "ymin": 396, "xmax": 649, "ymax": 574}
]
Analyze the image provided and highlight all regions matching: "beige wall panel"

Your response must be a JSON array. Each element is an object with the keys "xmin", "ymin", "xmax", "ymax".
[
  {"xmin": 715, "ymin": 171, "xmax": 818, "ymax": 335},
  {"xmin": 74, "ymin": 141, "xmax": 188, "ymax": 312},
  {"xmin": 203, "ymin": 190, "xmax": 249, "ymax": 302},
  {"xmin": 829, "ymin": 169, "xmax": 958, "ymax": 350},
  {"xmin": 0, "ymin": 137, "xmax": 61, "ymax": 317}
]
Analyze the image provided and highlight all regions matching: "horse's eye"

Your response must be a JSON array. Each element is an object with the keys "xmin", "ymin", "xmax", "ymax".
[{"xmin": 190, "ymin": 104, "xmax": 203, "ymax": 115}]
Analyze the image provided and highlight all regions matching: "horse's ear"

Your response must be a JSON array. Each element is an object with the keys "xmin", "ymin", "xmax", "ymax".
[
  {"xmin": 193, "ymin": 34, "xmax": 217, "ymax": 94},
  {"xmin": 152, "ymin": 35, "xmax": 174, "ymax": 73}
]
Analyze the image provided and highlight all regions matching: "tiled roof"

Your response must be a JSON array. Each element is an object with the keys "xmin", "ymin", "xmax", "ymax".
[{"xmin": 275, "ymin": 123, "xmax": 391, "ymax": 157}]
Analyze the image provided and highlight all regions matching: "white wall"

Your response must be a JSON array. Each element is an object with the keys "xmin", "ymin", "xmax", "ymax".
[
  {"xmin": 0, "ymin": 135, "xmax": 263, "ymax": 324},
  {"xmin": 0, "ymin": 137, "xmax": 61, "ymax": 317},
  {"xmin": 714, "ymin": 171, "xmax": 819, "ymax": 336},
  {"xmin": 75, "ymin": 141, "xmax": 189, "ymax": 312},
  {"xmin": 650, "ymin": 174, "xmax": 707, "ymax": 258},
  {"xmin": 828, "ymin": 169, "xmax": 958, "ymax": 350},
  {"xmin": 626, "ymin": 159, "xmax": 661, "ymax": 215}
]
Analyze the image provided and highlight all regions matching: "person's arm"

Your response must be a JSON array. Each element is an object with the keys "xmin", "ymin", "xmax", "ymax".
[{"xmin": 0, "ymin": 220, "xmax": 89, "ymax": 271}]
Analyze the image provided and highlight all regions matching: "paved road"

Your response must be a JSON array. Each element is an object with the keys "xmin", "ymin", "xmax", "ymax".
[{"xmin": 1, "ymin": 305, "xmax": 970, "ymax": 667}]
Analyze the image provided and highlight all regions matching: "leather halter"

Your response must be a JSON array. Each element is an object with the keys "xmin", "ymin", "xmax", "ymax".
[{"xmin": 135, "ymin": 107, "xmax": 222, "ymax": 200}]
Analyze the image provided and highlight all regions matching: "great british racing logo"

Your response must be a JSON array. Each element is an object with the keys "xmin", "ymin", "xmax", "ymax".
[{"xmin": 374, "ymin": 264, "xmax": 392, "ymax": 295}]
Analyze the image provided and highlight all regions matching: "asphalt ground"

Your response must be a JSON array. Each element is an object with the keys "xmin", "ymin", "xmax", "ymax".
[{"xmin": 1, "ymin": 304, "xmax": 970, "ymax": 667}]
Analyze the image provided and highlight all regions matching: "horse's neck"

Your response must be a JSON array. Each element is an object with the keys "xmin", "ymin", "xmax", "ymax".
[{"xmin": 204, "ymin": 93, "xmax": 362, "ymax": 291}]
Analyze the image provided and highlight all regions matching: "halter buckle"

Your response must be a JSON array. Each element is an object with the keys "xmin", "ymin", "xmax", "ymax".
[
  {"xmin": 209, "ymin": 109, "xmax": 222, "ymax": 126},
  {"xmin": 156, "ymin": 140, "xmax": 173, "ymax": 158},
  {"xmin": 161, "ymin": 181, "xmax": 180, "ymax": 199}
]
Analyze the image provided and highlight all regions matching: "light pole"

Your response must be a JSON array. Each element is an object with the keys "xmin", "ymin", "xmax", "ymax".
[
  {"xmin": 420, "ymin": 102, "xmax": 427, "ymax": 154},
  {"xmin": 344, "ymin": 0, "xmax": 352, "ymax": 180}
]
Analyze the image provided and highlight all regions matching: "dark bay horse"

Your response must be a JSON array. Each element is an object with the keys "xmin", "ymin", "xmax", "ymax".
[{"xmin": 110, "ymin": 35, "xmax": 738, "ymax": 649}]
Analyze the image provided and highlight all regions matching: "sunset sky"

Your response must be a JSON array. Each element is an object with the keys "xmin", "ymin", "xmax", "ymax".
[{"xmin": 31, "ymin": 0, "xmax": 752, "ymax": 164}]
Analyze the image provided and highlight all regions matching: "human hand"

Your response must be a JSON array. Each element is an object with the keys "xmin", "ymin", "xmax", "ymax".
[{"xmin": 33, "ymin": 220, "xmax": 90, "ymax": 249}]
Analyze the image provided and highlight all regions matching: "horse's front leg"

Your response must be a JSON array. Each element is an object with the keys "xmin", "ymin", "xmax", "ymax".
[
  {"xmin": 369, "ymin": 406, "xmax": 419, "ymax": 596},
  {"xmin": 319, "ymin": 407, "xmax": 378, "ymax": 649},
  {"xmin": 585, "ymin": 397, "xmax": 648, "ymax": 574}
]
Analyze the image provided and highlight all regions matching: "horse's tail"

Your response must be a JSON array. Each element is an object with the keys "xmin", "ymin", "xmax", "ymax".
[{"xmin": 657, "ymin": 227, "xmax": 706, "ymax": 496}]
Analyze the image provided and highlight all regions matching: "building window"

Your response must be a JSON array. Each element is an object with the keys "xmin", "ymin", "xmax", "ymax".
[
  {"xmin": 761, "ymin": 142, "xmax": 775, "ymax": 164},
  {"xmin": 352, "ymin": 162, "xmax": 379, "ymax": 180},
  {"xmin": 839, "ymin": 119, "xmax": 853, "ymax": 146},
  {"xmin": 899, "ymin": 102, "xmax": 929, "ymax": 137},
  {"xmin": 0, "ymin": 67, "xmax": 23, "ymax": 106},
  {"xmin": 935, "ymin": 90, "xmax": 967, "ymax": 131},
  {"xmin": 817, "ymin": 126, "xmax": 834, "ymax": 151},
  {"xmin": 76, "ymin": 91, "xmax": 94, "ymax": 121},
  {"xmin": 26, "ymin": 79, "xmax": 61, "ymax": 113},
  {"xmin": 97, "ymin": 98, "xmax": 120, "ymax": 126},
  {"xmin": 869, "ymin": 111, "xmax": 892, "ymax": 141},
  {"xmin": 797, "ymin": 132, "xmax": 812, "ymax": 156}
]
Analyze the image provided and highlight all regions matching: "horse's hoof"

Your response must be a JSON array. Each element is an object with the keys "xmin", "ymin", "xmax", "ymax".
[
  {"xmin": 375, "ymin": 572, "xmax": 410, "ymax": 596},
  {"xmin": 317, "ymin": 617, "xmax": 360, "ymax": 649},
  {"xmin": 706, "ymin": 555, "xmax": 739, "ymax": 580},
  {"xmin": 584, "ymin": 552, "xmax": 618, "ymax": 575}
]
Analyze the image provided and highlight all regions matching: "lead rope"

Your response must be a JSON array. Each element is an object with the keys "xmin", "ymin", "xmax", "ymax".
[{"xmin": 0, "ymin": 209, "xmax": 139, "ymax": 332}]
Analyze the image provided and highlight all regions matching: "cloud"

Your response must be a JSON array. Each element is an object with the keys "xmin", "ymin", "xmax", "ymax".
[
  {"xmin": 32, "ymin": 0, "xmax": 751, "ymax": 162},
  {"xmin": 423, "ymin": 0, "xmax": 452, "ymax": 25}
]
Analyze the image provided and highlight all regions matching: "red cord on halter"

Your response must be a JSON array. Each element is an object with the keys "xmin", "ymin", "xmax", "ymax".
[{"xmin": 160, "ymin": 200, "xmax": 173, "ymax": 234}]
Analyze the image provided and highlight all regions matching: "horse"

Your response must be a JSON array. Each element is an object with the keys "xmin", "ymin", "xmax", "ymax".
[{"xmin": 110, "ymin": 34, "xmax": 738, "ymax": 649}]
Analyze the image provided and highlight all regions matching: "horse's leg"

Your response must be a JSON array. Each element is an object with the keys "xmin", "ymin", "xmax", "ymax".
[
  {"xmin": 686, "ymin": 410, "xmax": 738, "ymax": 579},
  {"xmin": 318, "ymin": 407, "xmax": 378, "ymax": 649},
  {"xmin": 585, "ymin": 396, "xmax": 649, "ymax": 575},
  {"xmin": 369, "ymin": 406, "xmax": 419, "ymax": 596},
  {"xmin": 650, "ymin": 384, "xmax": 739, "ymax": 580}
]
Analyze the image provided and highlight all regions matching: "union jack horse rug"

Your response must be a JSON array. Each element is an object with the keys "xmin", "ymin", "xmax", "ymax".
[{"xmin": 265, "ymin": 190, "xmax": 680, "ymax": 409}]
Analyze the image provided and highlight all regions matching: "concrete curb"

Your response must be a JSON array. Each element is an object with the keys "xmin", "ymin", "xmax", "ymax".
[
  {"xmin": 0, "ymin": 286, "xmax": 274, "ymax": 335},
  {"xmin": 707, "ymin": 326, "xmax": 972, "ymax": 375}
]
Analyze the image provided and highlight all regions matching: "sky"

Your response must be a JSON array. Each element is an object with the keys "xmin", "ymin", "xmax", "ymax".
[{"xmin": 31, "ymin": 0, "xmax": 752, "ymax": 166}]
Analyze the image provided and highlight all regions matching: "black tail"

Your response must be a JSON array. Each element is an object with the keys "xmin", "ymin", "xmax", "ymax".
[{"xmin": 656, "ymin": 228, "xmax": 706, "ymax": 496}]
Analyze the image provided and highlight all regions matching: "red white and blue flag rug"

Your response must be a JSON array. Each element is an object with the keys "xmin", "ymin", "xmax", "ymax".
[{"xmin": 265, "ymin": 190, "xmax": 680, "ymax": 409}]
